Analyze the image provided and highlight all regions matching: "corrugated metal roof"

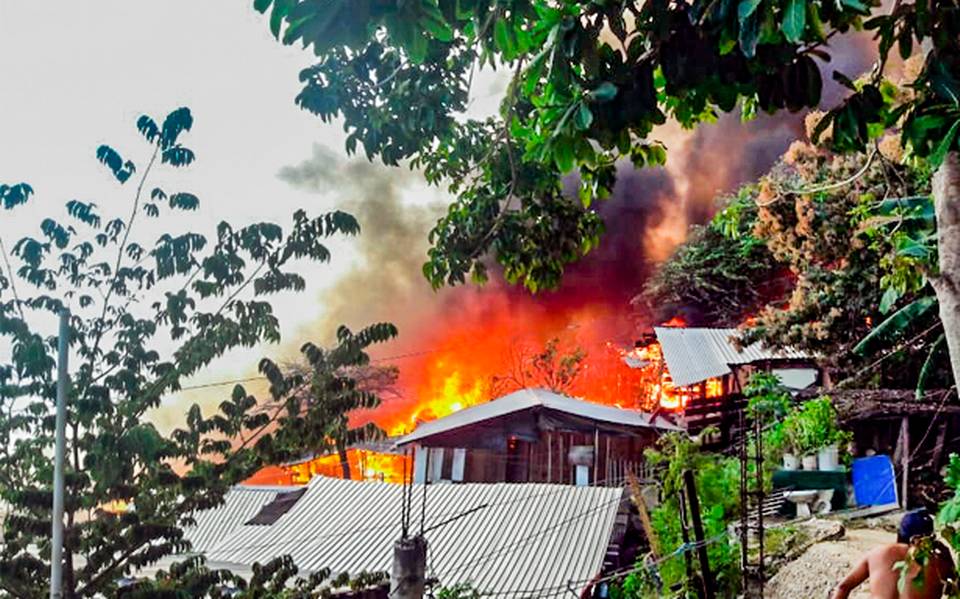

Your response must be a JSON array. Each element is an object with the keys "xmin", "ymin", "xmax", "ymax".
[
  {"xmin": 397, "ymin": 388, "xmax": 679, "ymax": 446},
  {"xmin": 205, "ymin": 477, "xmax": 624, "ymax": 597},
  {"xmin": 185, "ymin": 486, "xmax": 289, "ymax": 553},
  {"xmin": 654, "ymin": 327, "xmax": 810, "ymax": 387}
]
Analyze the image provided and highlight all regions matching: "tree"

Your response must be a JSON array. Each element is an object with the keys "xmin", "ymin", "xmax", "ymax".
[
  {"xmin": 269, "ymin": 334, "xmax": 399, "ymax": 480},
  {"xmin": 639, "ymin": 186, "xmax": 781, "ymax": 327},
  {"xmin": 254, "ymin": 0, "xmax": 960, "ymax": 386},
  {"xmin": 491, "ymin": 336, "xmax": 586, "ymax": 395},
  {"xmin": 0, "ymin": 108, "xmax": 395, "ymax": 597}
]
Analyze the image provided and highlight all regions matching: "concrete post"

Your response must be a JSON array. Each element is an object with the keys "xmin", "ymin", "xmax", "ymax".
[
  {"xmin": 51, "ymin": 309, "xmax": 69, "ymax": 599},
  {"xmin": 391, "ymin": 535, "xmax": 427, "ymax": 599}
]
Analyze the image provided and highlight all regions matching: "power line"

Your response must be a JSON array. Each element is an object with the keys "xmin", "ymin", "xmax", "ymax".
[{"xmin": 174, "ymin": 349, "xmax": 442, "ymax": 393}]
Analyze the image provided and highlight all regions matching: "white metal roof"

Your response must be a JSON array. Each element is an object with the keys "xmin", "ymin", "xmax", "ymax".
[
  {"xmin": 396, "ymin": 388, "xmax": 679, "ymax": 446},
  {"xmin": 184, "ymin": 485, "xmax": 289, "ymax": 553},
  {"xmin": 204, "ymin": 476, "xmax": 624, "ymax": 597},
  {"xmin": 654, "ymin": 327, "xmax": 810, "ymax": 387}
]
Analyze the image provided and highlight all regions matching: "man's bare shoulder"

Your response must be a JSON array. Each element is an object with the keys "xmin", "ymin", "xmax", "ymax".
[{"xmin": 866, "ymin": 543, "xmax": 909, "ymax": 564}]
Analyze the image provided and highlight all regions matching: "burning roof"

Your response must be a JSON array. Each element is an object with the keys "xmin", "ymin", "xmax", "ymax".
[{"xmin": 653, "ymin": 327, "xmax": 811, "ymax": 387}]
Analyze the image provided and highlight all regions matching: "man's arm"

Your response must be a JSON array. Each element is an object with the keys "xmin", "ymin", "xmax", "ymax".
[{"xmin": 831, "ymin": 556, "xmax": 870, "ymax": 599}]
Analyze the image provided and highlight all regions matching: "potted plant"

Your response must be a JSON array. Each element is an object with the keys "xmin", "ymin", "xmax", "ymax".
[{"xmin": 782, "ymin": 397, "xmax": 848, "ymax": 471}]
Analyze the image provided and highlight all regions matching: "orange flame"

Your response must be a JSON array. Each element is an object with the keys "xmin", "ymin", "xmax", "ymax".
[{"xmin": 280, "ymin": 449, "xmax": 411, "ymax": 485}]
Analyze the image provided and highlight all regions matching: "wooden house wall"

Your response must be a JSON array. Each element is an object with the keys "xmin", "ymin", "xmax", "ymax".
[{"xmin": 457, "ymin": 430, "xmax": 657, "ymax": 485}]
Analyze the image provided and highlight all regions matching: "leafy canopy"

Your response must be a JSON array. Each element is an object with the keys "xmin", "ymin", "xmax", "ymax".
[
  {"xmin": 0, "ymin": 108, "xmax": 395, "ymax": 597},
  {"xmin": 255, "ymin": 0, "xmax": 960, "ymax": 292}
]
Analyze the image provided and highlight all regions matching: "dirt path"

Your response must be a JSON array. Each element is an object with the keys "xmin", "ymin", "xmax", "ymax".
[{"xmin": 766, "ymin": 527, "xmax": 896, "ymax": 599}]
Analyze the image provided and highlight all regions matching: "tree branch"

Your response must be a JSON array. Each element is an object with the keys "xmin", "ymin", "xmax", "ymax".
[
  {"xmin": 0, "ymin": 238, "xmax": 26, "ymax": 323},
  {"xmin": 89, "ymin": 143, "xmax": 160, "ymax": 370}
]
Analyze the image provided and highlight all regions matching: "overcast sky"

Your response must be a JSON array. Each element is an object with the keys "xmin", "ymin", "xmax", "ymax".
[{"xmin": 0, "ymin": 2, "xmax": 503, "ymax": 423}]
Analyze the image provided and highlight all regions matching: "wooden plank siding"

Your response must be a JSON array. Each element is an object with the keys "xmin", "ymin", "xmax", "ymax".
[{"xmin": 453, "ymin": 431, "xmax": 656, "ymax": 486}]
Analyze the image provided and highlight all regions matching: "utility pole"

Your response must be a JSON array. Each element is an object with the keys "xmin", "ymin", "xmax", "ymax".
[
  {"xmin": 50, "ymin": 309, "xmax": 69, "ymax": 599},
  {"xmin": 391, "ymin": 536, "xmax": 427, "ymax": 599}
]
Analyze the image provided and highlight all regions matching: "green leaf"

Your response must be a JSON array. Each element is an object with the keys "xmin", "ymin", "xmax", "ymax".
[
  {"xmin": 739, "ymin": 12, "xmax": 761, "ymax": 58},
  {"xmin": 839, "ymin": 0, "xmax": 870, "ymax": 13},
  {"xmin": 269, "ymin": 0, "xmax": 294, "ymax": 39},
  {"xmin": 854, "ymin": 295, "xmax": 938, "ymax": 356},
  {"xmin": 407, "ymin": 30, "xmax": 429, "ymax": 64},
  {"xmin": 169, "ymin": 192, "xmax": 200, "ymax": 211},
  {"xmin": 136, "ymin": 115, "xmax": 159, "ymax": 143},
  {"xmin": 574, "ymin": 103, "xmax": 593, "ymax": 131},
  {"xmin": 930, "ymin": 119, "xmax": 960, "ymax": 167},
  {"xmin": 588, "ymin": 82, "xmax": 618, "ymax": 103},
  {"xmin": 928, "ymin": 60, "xmax": 960, "ymax": 104},
  {"xmin": 493, "ymin": 18, "xmax": 514, "ymax": 59},
  {"xmin": 420, "ymin": 0, "xmax": 453, "ymax": 42},
  {"xmin": 807, "ymin": 2, "xmax": 827, "ymax": 40},
  {"xmin": 253, "ymin": 0, "xmax": 273, "ymax": 13},
  {"xmin": 455, "ymin": 0, "xmax": 474, "ymax": 20},
  {"xmin": 781, "ymin": 0, "xmax": 806, "ymax": 43},
  {"xmin": 916, "ymin": 333, "xmax": 946, "ymax": 399},
  {"xmin": 553, "ymin": 140, "xmax": 575, "ymax": 173},
  {"xmin": 523, "ymin": 52, "xmax": 548, "ymax": 96},
  {"xmin": 738, "ymin": 0, "xmax": 761, "ymax": 22},
  {"xmin": 879, "ymin": 286, "xmax": 900, "ymax": 314}
]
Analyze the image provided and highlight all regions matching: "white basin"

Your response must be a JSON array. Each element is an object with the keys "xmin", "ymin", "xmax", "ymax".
[
  {"xmin": 784, "ymin": 490, "xmax": 818, "ymax": 518},
  {"xmin": 784, "ymin": 489, "xmax": 835, "ymax": 518}
]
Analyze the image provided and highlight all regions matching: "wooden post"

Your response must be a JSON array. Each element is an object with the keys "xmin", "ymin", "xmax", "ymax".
[
  {"xmin": 627, "ymin": 471, "xmax": 660, "ymax": 559},
  {"xmin": 738, "ymin": 407, "xmax": 749, "ymax": 575},
  {"xmin": 754, "ymin": 416, "xmax": 765, "ymax": 590},
  {"xmin": 593, "ymin": 428, "xmax": 600, "ymax": 486},
  {"xmin": 684, "ymin": 469, "xmax": 715, "ymax": 599},
  {"xmin": 559, "ymin": 434, "xmax": 565, "ymax": 484},
  {"xmin": 901, "ymin": 415, "xmax": 910, "ymax": 509},
  {"xmin": 677, "ymin": 490, "xmax": 695, "ymax": 588},
  {"xmin": 547, "ymin": 432, "xmax": 552, "ymax": 484},
  {"xmin": 605, "ymin": 436, "xmax": 612, "ymax": 486},
  {"xmin": 933, "ymin": 420, "xmax": 949, "ymax": 471}
]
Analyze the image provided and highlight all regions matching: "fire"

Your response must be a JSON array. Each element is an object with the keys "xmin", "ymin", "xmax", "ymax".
[
  {"xmin": 282, "ymin": 448, "xmax": 411, "ymax": 485},
  {"xmin": 390, "ymin": 371, "xmax": 488, "ymax": 436},
  {"xmin": 364, "ymin": 292, "xmax": 667, "ymax": 438},
  {"xmin": 621, "ymin": 318, "xmax": 722, "ymax": 411}
]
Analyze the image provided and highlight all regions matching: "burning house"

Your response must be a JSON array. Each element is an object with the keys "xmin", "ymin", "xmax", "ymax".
[
  {"xmin": 396, "ymin": 388, "xmax": 680, "ymax": 486},
  {"xmin": 629, "ymin": 326, "xmax": 818, "ymax": 441}
]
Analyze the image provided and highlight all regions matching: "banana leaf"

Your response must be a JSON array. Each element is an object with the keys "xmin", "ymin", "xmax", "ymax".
[{"xmin": 853, "ymin": 295, "xmax": 938, "ymax": 356}]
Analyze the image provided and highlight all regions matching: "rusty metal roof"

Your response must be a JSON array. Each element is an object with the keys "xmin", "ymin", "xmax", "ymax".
[
  {"xmin": 203, "ymin": 476, "xmax": 624, "ymax": 597},
  {"xmin": 654, "ymin": 327, "xmax": 810, "ymax": 387}
]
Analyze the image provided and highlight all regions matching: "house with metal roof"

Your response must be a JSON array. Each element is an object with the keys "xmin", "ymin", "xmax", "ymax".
[
  {"xmin": 648, "ymin": 326, "xmax": 819, "ymax": 439},
  {"xmin": 396, "ymin": 388, "xmax": 679, "ymax": 487},
  {"xmin": 192, "ymin": 476, "xmax": 630, "ymax": 597}
]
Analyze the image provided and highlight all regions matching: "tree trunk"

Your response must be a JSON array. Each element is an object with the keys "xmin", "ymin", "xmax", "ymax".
[
  {"xmin": 338, "ymin": 444, "xmax": 351, "ymax": 480},
  {"xmin": 932, "ymin": 152, "xmax": 960, "ymax": 389}
]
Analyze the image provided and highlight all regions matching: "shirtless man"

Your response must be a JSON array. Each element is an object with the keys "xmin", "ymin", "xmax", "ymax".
[{"xmin": 830, "ymin": 509, "xmax": 955, "ymax": 599}]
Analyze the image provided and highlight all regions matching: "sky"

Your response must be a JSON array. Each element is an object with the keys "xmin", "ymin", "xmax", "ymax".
[{"xmin": 0, "ymin": 2, "xmax": 509, "ymax": 428}]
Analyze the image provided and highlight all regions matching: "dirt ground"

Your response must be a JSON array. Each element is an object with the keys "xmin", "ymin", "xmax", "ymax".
[{"xmin": 766, "ymin": 527, "xmax": 896, "ymax": 599}]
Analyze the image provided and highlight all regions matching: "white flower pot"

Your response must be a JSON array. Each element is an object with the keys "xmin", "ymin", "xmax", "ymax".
[
  {"xmin": 782, "ymin": 453, "xmax": 799, "ymax": 470},
  {"xmin": 818, "ymin": 444, "xmax": 840, "ymax": 471},
  {"xmin": 801, "ymin": 454, "xmax": 819, "ymax": 470}
]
